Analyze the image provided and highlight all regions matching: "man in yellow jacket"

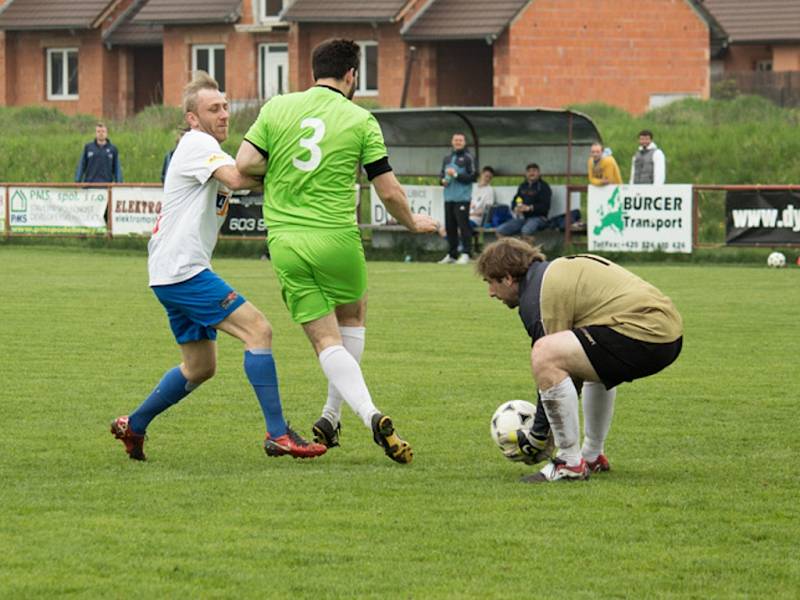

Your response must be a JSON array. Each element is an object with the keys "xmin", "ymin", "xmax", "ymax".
[{"xmin": 587, "ymin": 142, "xmax": 622, "ymax": 186}]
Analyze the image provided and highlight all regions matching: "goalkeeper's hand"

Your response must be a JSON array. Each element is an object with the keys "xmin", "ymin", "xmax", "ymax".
[{"xmin": 499, "ymin": 429, "xmax": 553, "ymax": 465}]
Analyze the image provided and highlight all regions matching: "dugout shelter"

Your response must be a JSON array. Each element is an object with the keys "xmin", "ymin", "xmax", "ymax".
[{"xmin": 371, "ymin": 107, "xmax": 601, "ymax": 180}]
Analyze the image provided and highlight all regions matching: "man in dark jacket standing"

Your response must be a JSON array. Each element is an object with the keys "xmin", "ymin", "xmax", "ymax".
[
  {"xmin": 497, "ymin": 163, "xmax": 551, "ymax": 239},
  {"xmin": 438, "ymin": 132, "xmax": 476, "ymax": 264},
  {"xmin": 75, "ymin": 123, "xmax": 123, "ymax": 183}
]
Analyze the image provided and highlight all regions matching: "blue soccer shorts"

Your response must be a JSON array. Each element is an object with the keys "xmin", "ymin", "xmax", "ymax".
[{"xmin": 151, "ymin": 269, "xmax": 246, "ymax": 344}]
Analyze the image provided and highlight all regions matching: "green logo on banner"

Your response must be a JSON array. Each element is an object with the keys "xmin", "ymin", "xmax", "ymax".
[
  {"xmin": 593, "ymin": 187, "xmax": 625, "ymax": 235},
  {"xmin": 10, "ymin": 189, "xmax": 27, "ymax": 212}
]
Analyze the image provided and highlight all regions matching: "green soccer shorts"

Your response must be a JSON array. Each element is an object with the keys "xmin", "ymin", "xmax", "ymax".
[{"xmin": 267, "ymin": 227, "xmax": 367, "ymax": 323}]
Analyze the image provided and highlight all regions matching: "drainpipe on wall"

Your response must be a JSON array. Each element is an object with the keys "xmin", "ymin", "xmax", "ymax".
[{"xmin": 400, "ymin": 45, "xmax": 417, "ymax": 108}]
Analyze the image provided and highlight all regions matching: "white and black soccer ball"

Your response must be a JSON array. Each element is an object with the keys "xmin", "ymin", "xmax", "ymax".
[
  {"xmin": 767, "ymin": 251, "xmax": 786, "ymax": 268},
  {"xmin": 490, "ymin": 400, "xmax": 537, "ymax": 455}
]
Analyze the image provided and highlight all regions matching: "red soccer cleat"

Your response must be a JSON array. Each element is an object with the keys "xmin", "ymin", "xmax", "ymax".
[
  {"xmin": 110, "ymin": 415, "xmax": 146, "ymax": 461},
  {"xmin": 264, "ymin": 425, "xmax": 327, "ymax": 459},
  {"xmin": 521, "ymin": 457, "xmax": 590, "ymax": 483},
  {"xmin": 586, "ymin": 454, "xmax": 611, "ymax": 473}
]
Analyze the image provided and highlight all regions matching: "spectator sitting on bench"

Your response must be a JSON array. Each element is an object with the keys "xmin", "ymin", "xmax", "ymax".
[
  {"xmin": 469, "ymin": 166, "xmax": 496, "ymax": 229},
  {"xmin": 497, "ymin": 163, "xmax": 551, "ymax": 240}
]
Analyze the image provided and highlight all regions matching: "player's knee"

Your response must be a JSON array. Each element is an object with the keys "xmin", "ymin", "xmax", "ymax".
[
  {"xmin": 531, "ymin": 337, "xmax": 561, "ymax": 383},
  {"xmin": 250, "ymin": 314, "xmax": 273, "ymax": 347},
  {"xmin": 532, "ymin": 337, "xmax": 555, "ymax": 367},
  {"xmin": 187, "ymin": 362, "xmax": 216, "ymax": 383}
]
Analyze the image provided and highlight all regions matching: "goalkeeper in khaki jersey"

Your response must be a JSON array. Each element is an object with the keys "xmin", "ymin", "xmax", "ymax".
[
  {"xmin": 236, "ymin": 39, "xmax": 438, "ymax": 464},
  {"xmin": 477, "ymin": 239, "xmax": 683, "ymax": 483}
]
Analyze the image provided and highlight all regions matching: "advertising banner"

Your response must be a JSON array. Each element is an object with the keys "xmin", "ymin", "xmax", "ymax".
[
  {"xmin": 588, "ymin": 184, "xmax": 692, "ymax": 253},
  {"xmin": 220, "ymin": 196, "xmax": 266, "ymax": 237},
  {"xmin": 725, "ymin": 189, "xmax": 800, "ymax": 245},
  {"xmin": 112, "ymin": 187, "xmax": 163, "ymax": 236},
  {"xmin": 371, "ymin": 185, "xmax": 445, "ymax": 225},
  {"xmin": 0, "ymin": 187, "xmax": 6, "ymax": 234},
  {"xmin": 8, "ymin": 186, "xmax": 108, "ymax": 234},
  {"xmin": 370, "ymin": 185, "xmax": 572, "ymax": 225}
]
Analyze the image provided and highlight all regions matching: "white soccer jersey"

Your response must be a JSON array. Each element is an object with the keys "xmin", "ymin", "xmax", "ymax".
[{"xmin": 148, "ymin": 130, "xmax": 235, "ymax": 286}]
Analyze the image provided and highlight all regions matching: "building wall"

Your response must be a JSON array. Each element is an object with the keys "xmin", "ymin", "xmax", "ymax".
[
  {"xmin": 495, "ymin": 0, "xmax": 710, "ymax": 114},
  {"xmin": 0, "ymin": 29, "xmax": 127, "ymax": 118},
  {"xmin": 723, "ymin": 44, "xmax": 772, "ymax": 71},
  {"xmin": 722, "ymin": 44, "xmax": 800, "ymax": 72},
  {"xmin": 0, "ymin": 31, "xmax": 9, "ymax": 105},
  {"xmin": 287, "ymin": 22, "xmax": 433, "ymax": 107},
  {"xmin": 772, "ymin": 45, "xmax": 800, "ymax": 71},
  {"xmin": 162, "ymin": 24, "xmax": 288, "ymax": 107}
]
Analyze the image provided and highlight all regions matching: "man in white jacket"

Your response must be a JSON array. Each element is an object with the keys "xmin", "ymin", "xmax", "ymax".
[{"xmin": 630, "ymin": 130, "xmax": 666, "ymax": 185}]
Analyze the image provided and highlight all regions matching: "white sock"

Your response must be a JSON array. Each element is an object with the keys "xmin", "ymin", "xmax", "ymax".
[
  {"xmin": 318, "ymin": 344, "xmax": 377, "ymax": 429},
  {"xmin": 321, "ymin": 327, "xmax": 365, "ymax": 425},
  {"xmin": 581, "ymin": 382, "xmax": 616, "ymax": 462},
  {"xmin": 540, "ymin": 377, "xmax": 581, "ymax": 466}
]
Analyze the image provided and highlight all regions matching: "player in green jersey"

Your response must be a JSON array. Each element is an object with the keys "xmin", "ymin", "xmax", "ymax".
[{"xmin": 236, "ymin": 39, "xmax": 438, "ymax": 464}]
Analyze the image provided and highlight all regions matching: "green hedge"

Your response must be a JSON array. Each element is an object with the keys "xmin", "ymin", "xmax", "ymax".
[{"xmin": 2, "ymin": 95, "xmax": 799, "ymax": 184}]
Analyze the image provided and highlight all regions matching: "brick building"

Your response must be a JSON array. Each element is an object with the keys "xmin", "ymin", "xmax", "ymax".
[
  {"xmin": 0, "ymin": 0, "xmax": 293, "ymax": 118},
  {"xmin": 285, "ymin": 0, "xmax": 723, "ymax": 114},
  {"xmin": 133, "ymin": 0, "xmax": 290, "ymax": 109},
  {"xmin": 702, "ymin": 0, "xmax": 800, "ymax": 73},
  {"xmin": 0, "ymin": 0, "xmax": 143, "ymax": 118},
  {"xmin": 0, "ymin": 0, "xmax": 729, "ymax": 117}
]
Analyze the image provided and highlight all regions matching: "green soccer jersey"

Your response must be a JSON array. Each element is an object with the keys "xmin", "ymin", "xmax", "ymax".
[{"xmin": 245, "ymin": 86, "xmax": 388, "ymax": 231}]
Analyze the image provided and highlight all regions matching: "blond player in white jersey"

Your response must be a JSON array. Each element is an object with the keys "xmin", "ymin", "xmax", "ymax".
[{"xmin": 110, "ymin": 72, "xmax": 326, "ymax": 461}]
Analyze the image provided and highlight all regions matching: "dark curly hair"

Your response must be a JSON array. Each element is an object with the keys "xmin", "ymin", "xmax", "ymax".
[
  {"xmin": 312, "ymin": 39, "xmax": 360, "ymax": 81},
  {"xmin": 476, "ymin": 238, "xmax": 546, "ymax": 281}
]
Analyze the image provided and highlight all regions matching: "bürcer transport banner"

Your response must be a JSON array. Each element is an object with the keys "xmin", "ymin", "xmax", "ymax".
[
  {"xmin": 8, "ymin": 186, "xmax": 107, "ymax": 234},
  {"xmin": 112, "ymin": 187, "xmax": 163, "ymax": 236},
  {"xmin": 0, "ymin": 187, "xmax": 6, "ymax": 233},
  {"xmin": 725, "ymin": 189, "xmax": 800, "ymax": 245},
  {"xmin": 588, "ymin": 185, "xmax": 692, "ymax": 253}
]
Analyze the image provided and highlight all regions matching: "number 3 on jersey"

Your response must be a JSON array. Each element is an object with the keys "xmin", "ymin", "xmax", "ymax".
[{"xmin": 292, "ymin": 118, "xmax": 325, "ymax": 172}]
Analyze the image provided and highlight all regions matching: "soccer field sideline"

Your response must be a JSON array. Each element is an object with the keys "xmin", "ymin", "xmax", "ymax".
[{"xmin": 1, "ymin": 247, "xmax": 798, "ymax": 598}]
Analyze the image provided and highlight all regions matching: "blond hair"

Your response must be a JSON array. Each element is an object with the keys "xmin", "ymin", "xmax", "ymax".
[
  {"xmin": 476, "ymin": 238, "xmax": 547, "ymax": 281},
  {"xmin": 183, "ymin": 71, "xmax": 219, "ymax": 113}
]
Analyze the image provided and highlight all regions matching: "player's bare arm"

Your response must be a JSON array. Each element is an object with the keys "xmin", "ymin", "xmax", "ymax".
[
  {"xmin": 213, "ymin": 165, "xmax": 262, "ymax": 191},
  {"xmin": 235, "ymin": 140, "xmax": 268, "ymax": 177},
  {"xmin": 372, "ymin": 171, "xmax": 438, "ymax": 233}
]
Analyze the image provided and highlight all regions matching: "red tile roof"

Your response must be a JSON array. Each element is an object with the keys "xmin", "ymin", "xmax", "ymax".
[
  {"xmin": 401, "ymin": 0, "xmax": 529, "ymax": 41},
  {"xmin": 134, "ymin": 0, "xmax": 242, "ymax": 24},
  {"xmin": 701, "ymin": 0, "xmax": 800, "ymax": 43},
  {"xmin": 0, "ymin": 0, "xmax": 114, "ymax": 30},
  {"xmin": 106, "ymin": 20, "xmax": 162, "ymax": 44},
  {"xmin": 282, "ymin": 0, "xmax": 408, "ymax": 22},
  {"xmin": 104, "ymin": 0, "xmax": 162, "ymax": 46}
]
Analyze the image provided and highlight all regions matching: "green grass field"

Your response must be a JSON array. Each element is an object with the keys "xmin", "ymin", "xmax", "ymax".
[{"xmin": 1, "ymin": 246, "xmax": 798, "ymax": 598}]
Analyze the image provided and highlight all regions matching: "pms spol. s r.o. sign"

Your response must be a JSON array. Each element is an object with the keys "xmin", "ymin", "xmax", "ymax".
[{"xmin": 588, "ymin": 184, "xmax": 693, "ymax": 254}]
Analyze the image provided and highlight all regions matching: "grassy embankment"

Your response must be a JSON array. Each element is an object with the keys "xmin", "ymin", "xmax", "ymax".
[{"xmin": 1, "ymin": 95, "xmax": 799, "ymax": 254}]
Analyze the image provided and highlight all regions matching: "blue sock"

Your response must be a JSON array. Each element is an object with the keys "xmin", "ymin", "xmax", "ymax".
[
  {"xmin": 244, "ymin": 349, "xmax": 288, "ymax": 438},
  {"xmin": 129, "ymin": 367, "xmax": 197, "ymax": 434}
]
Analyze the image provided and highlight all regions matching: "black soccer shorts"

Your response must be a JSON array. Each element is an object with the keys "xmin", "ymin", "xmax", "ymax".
[{"xmin": 574, "ymin": 325, "xmax": 682, "ymax": 390}]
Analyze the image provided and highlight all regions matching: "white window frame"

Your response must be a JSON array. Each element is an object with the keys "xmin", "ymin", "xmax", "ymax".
[
  {"xmin": 258, "ymin": 0, "xmax": 285, "ymax": 24},
  {"xmin": 356, "ymin": 41, "xmax": 378, "ymax": 96},
  {"xmin": 258, "ymin": 43, "xmax": 289, "ymax": 100},
  {"xmin": 46, "ymin": 48, "xmax": 79, "ymax": 100},
  {"xmin": 756, "ymin": 59, "xmax": 773, "ymax": 72},
  {"xmin": 192, "ymin": 44, "xmax": 226, "ymax": 90}
]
